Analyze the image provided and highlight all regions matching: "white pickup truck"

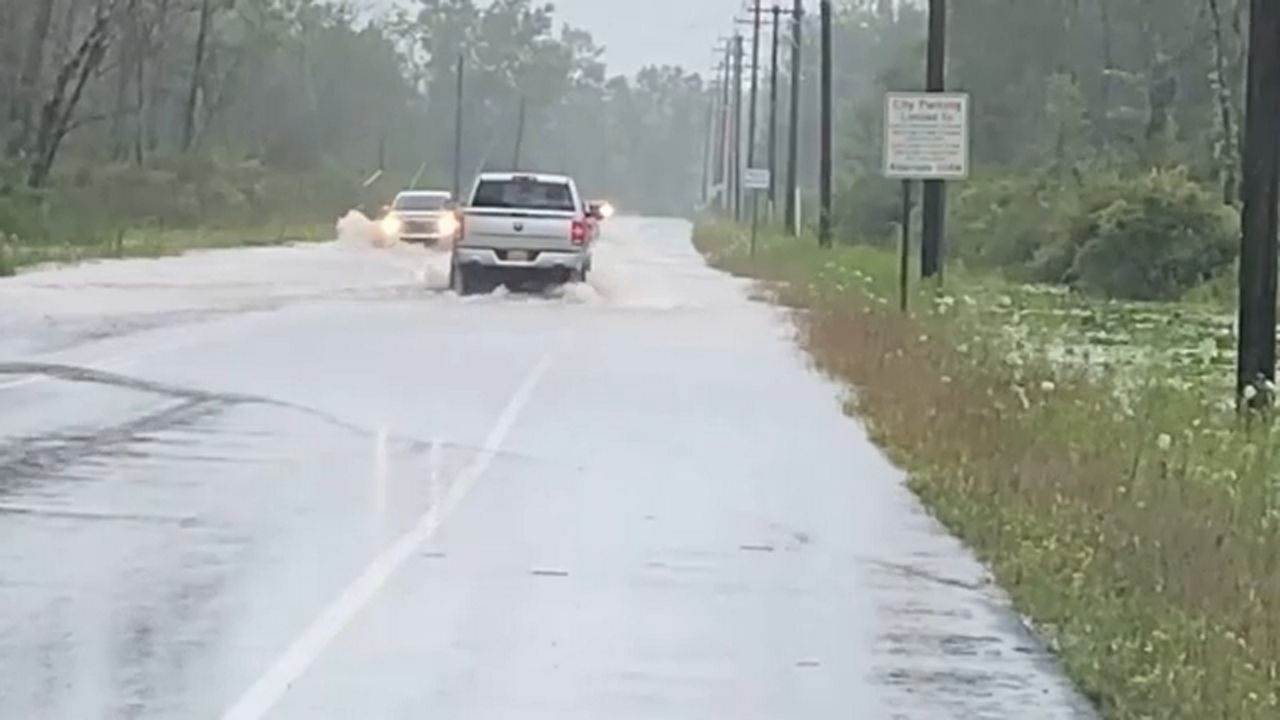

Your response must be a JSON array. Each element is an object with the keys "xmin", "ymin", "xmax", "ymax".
[{"xmin": 450, "ymin": 172, "xmax": 605, "ymax": 295}]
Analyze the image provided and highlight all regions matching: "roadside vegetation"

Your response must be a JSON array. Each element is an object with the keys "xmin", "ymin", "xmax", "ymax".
[
  {"xmin": 789, "ymin": 2, "xmax": 1253, "ymax": 303},
  {"xmin": 703, "ymin": 2, "xmax": 1280, "ymax": 718},
  {"xmin": 695, "ymin": 221, "xmax": 1278, "ymax": 720}
]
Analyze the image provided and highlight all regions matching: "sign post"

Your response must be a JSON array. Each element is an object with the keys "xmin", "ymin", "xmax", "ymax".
[
  {"xmin": 744, "ymin": 168, "xmax": 771, "ymax": 259},
  {"xmin": 899, "ymin": 179, "xmax": 913, "ymax": 313},
  {"xmin": 883, "ymin": 91, "xmax": 970, "ymax": 310}
]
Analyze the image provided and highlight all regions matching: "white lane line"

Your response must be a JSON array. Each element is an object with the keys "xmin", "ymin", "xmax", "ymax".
[{"xmin": 220, "ymin": 354, "xmax": 554, "ymax": 720}]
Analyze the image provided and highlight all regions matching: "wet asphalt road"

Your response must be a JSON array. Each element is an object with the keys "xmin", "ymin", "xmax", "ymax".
[{"xmin": 0, "ymin": 218, "xmax": 1096, "ymax": 719}]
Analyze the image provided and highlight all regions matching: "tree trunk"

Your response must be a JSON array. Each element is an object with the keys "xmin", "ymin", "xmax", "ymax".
[
  {"xmin": 145, "ymin": 0, "xmax": 173, "ymax": 154},
  {"xmin": 110, "ymin": 2, "xmax": 140, "ymax": 161},
  {"xmin": 134, "ymin": 50, "xmax": 146, "ymax": 165},
  {"xmin": 1096, "ymin": 0, "xmax": 1114, "ymax": 143},
  {"xmin": 6, "ymin": 0, "xmax": 58, "ymax": 159},
  {"xmin": 1208, "ymin": 0, "xmax": 1241, "ymax": 204},
  {"xmin": 27, "ymin": 7, "xmax": 115, "ymax": 187},
  {"xmin": 182, "ymin": 0, "xmax": 213, "ymax": 152}
]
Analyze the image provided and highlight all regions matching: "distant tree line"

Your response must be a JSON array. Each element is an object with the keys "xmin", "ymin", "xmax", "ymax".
[{"xmin": 0, "ymin": 0, "xmax": 710, "ymax": 249}]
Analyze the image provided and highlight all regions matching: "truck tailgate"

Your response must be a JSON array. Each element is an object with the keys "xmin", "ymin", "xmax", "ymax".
[{"xmin": 461, "ymin": 209, "xmax": 577, "ymax": 251}]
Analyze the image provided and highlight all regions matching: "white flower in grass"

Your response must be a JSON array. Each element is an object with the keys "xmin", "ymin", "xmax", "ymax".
[
  {"xmin": 941, "ymin": 375, "xmax": 953, "ymax": 384},
  {"xmin": 1040, "ymin": 381, "xmax": 1056, "ymax": 393},
  {"xmin": 1156, "ymin": 433, "xmax": 1173, "ymax": 452},
  {"xmin": 1013, "ymin": 385, "xmax": 1031, "ymax": 410}
]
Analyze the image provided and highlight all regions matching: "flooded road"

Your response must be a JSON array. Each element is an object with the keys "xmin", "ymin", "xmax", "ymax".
[{"xmin": 0, "ymin": 218, "xmax": 1095, "ymax": 719}]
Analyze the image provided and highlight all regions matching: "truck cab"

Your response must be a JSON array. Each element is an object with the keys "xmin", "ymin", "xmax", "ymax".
[
  {"xmin": 381, "ymin": 190, "xmax": 459, "ymax": 246},
  {"xmin": 450, "ymin": 172, "xmax": 603, "ymax": 295}
]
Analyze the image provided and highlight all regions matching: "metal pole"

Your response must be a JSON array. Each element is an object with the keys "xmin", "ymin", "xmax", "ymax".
[
  {"xmin": 718, "ymin": 52, "xmax": 732, "ymax": 212},
  {"xmin": 921, "ymin": 0, "xmax": 947, "ymax": 278},
  {"xmin": 785, "ymin": 0, "xmax": 803, "ymax": 235},
  {"xmin": 751, "ymin": 195, "xmax": 759, "ymax": 258},
  {"xmin": 453, "ymin": 53, "xmax": 465, "ymax": 199},
  {"xmin": 818, "ymin": 0, "xmax": 833, "ymax": 248},
  {"xmin": 768, "ymin": 4, "xmax": 781, "ymax": 216},
  {"xmin": 733, "ymin": 34, "xmax": 745, "ymax": 222},
  {"xmin": 701, "ymin": 97, "xmax": 715, "ymax": 207},
  {"xmin": 900, "ymin": 180, "xmax": 913, "ymax": 313},
  {"xmin": 747, "ymin": 0, "xmax": 763, "ymax": 172},
  {"xmin": 1236, "ymin": 0, "xmax": 1280, "ymax": 406}
]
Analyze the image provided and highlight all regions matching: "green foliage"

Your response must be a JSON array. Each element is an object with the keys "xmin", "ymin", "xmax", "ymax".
[
  {"xmin": 1069, "ymin": 170, "xmax": 1239, "ymax": 300},
  {"xmin": 833, "ymin": 175, "xmax": 904, "ymax": 245},
  {"xmin": 0, "ymin": 239, "xmax": 13, "ymax": 277},
  {"xmin": 0, "ymin": 159, "xmax": 358, "ymax": 252},
  {"xmin": 950, "ymin": 169, "xmax": 1238, "ymax": 300},
  {"xmin": 950, "ymin": 174, "xmax": 1079, "ymax": 274},
  {"xmin": 822, "ymin": 0, "xmax": 1250, "ymax": 300}
]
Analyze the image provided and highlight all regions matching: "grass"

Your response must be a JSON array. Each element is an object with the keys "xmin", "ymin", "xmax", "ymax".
[
  {"xmin": 695, "ymin": 219, "xmax": 1280, "ymax": 720},
  {"xmin": 0, "ymin": 221, "xmax": 333, "ymax": 276}
]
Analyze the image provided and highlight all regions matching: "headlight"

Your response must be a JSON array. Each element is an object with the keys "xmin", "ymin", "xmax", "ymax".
[
  {"xmin": 380, "ymin": 214, "xmax": 401, "ymax": 235},
  {"xmin": 437, "ymin": 212, "xmax": 459, "ymax": 236},
  {"xmin": 599, "ymin": 202, "xmax": 615, "ymax": 220}
]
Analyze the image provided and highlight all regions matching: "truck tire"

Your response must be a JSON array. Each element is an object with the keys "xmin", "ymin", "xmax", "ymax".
[{"xmin": 450, "ymin": 260, "xmax": 476, "ymax": 295}]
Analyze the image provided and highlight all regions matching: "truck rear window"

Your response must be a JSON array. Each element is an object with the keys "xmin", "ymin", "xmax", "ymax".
[{"xmin": 471, "ymin": 179, "xmax": 576, "ymax": 212}]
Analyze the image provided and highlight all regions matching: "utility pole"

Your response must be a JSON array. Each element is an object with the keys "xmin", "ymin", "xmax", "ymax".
[
  {"xmin": 818, "ymin": 0, "xmax": 833, "ymax": 248},
  {"xmin": 733, "ymin": 34, "xmax": 745, "ymax": 221},
  {"xmin": 717, "ymin": 46, "xmax": 733, "ymax": 213},
  {"xmin": 747, "ymin": 1, "xmax": 763, "ymax": 174},
  {"xmin": 701, "ymin": 96, "xmax": 716, "ymax": 207},
  {"xmin": 453, "ymin": 53, "xmax": 465, "ymax": 199},
  {"xmin": 512, "ymin": 95, "xmax": 527, "ymax": 170},
  {"xmin": 921, "ymin": 0, "xmax": 947, "ymax": 277},
  {"xmin": 785, "ymin": 0, "xmax": 803, "ymax": 235},
  {"xmin": 1237, "ymin": 0, "xmax": 1280, "ymax": 406},
  {"xmin": 768, "ymin": 4, "xmax": 781, "ymax": 216}
]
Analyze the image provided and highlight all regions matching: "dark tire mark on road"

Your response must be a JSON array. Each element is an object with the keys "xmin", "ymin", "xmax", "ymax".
[
  {"xmin": 0, "ymin": 362, "xmax": 555, "ymax": 484},
  {"xmin": 0, "ymin": 400, "xmax": 220, "ymax": 489}
]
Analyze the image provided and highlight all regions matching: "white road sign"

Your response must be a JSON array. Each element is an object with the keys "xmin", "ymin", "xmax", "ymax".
[
  {"xmin": 883, "ymin": 92, "xmax": 970, "ymax": 180},
  {"xmin": 744, "ymin": 168, "xmax": 771, "ymax": 191}
]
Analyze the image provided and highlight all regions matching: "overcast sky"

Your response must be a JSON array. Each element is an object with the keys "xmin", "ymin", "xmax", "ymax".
[
  {"xmin": 551, "ymin": 0, "xmax": 741, "ymax": 75},
  {"xmin": 366, "ymin": 0, "xmax": 742, "ymax": 76}
]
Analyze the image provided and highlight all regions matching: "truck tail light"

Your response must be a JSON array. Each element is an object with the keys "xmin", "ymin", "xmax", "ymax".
[{"xmin": 570, "ymin": 219, "xmax": 588, "ymax": 246}]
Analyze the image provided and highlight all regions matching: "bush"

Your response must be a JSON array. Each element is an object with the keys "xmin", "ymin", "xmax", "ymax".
[
  {"xmin": 0, "ymin": 157, "xmax": 361, "ymax": 258},
  {"xmin": 1067, "ymin": 169, "xmax": 1238, "ymax": 300},
  {"xmin": 834, "ymin": 175, "xmax": 906, "ymax": 245},
  {"xmin": 951, "ymin": 174, "xmax": 1077, "ymax": 274},
  {"xmin": 949, "ymin": 168, "xmax": 1238, "ymax": 300}
]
